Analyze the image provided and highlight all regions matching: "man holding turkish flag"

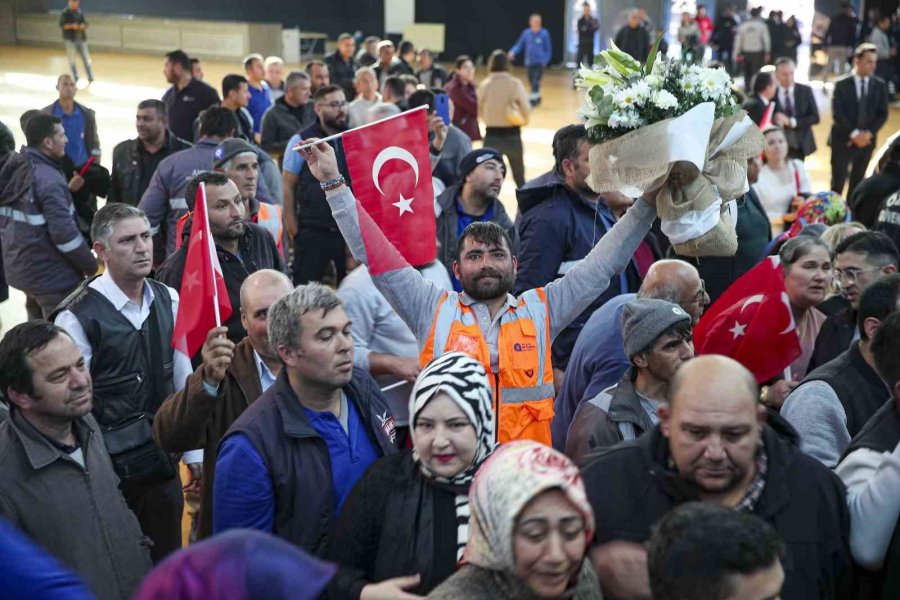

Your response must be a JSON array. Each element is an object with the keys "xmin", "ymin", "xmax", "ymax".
[
  {"xmin": 693, "ymin": 255, "xmax": 801, "ymax": 386},
  {"xmin": 172, "ymin": 182, "xmax": 232, "ymax": 357},
  {"xmin": 340, "ymin": 106, "xmax": 437, "ymax": 274}
]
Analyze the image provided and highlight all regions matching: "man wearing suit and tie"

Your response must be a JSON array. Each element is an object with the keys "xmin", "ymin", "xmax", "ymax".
[
  {"xmin": 830, "ymin": 43, "xmax": 889, "ymax": 197},
  {"xmin": 742, "ymin": 71, "xmax": 776, "ymax": 125},
  {"xmin": 772, "ymin": 58, "xmax": 820, "ymax": 161}
]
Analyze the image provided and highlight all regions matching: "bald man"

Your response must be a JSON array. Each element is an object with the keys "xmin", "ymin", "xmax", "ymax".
[
  {"xmin": 552, "ymin": 260, "xmax": 709, "ymax": 450},
  {"xmin": 153, "ymin": 269, "xmax": 293, "ymax": 539},
  {"xmin": 583, "ymin": 355, "xmax": 852, "ymax": 600}
]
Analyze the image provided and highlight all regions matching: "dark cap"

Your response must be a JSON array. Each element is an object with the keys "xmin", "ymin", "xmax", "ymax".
[
  {"xmin": 213, "ymin": 137, "xmax": 258, "ymax": 168},
  {"xmin": 459, "ymin": 148, "xmax": 506, "ymax": 181},
  {"xmin": 621, "ymin": 298, "xmax": 692, "ymax": 358}
]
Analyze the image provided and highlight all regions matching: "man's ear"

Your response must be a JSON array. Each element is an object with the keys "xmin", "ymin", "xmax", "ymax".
[
  {"xmin": 658, "ymin": 402, "xmax": 672, "ymax": 437},
  {"xmin": 863, "ymin": 317, "xmax": 881, "ymax": 342},
  {"xmin": 452, "ymin": 260, "xmax": 461, "ymax": 281},
  {"xmin": 92, "ymin": 241, "xmax": 107, "ymax": 263},
  {"xmin": 5, "ymin": 387, "xmax": 34, "ymax": 412}
]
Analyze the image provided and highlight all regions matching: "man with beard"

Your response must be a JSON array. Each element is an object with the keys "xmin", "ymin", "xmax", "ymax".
[
  {"xmin": 109, "ymin": 100, "xmax": 191, "ymax": 206},
  {"xmin": 581, "ymin": 355, "xmax": 852, "ymax": 600},
  {"xmin": 282, "ymin": 85, "xmax": 353, "ymax": 285},
  {"xmin": 435, "ymin": 149, "xmax": 518, "ymax": 291},
  {"xmin": 155, "ymin": 172, "xmax": 284, "ymax": 344},
  {"xmin": 297, "ymin": 138, "xmax": 659, "ymax": 445},
  {"xmin": 153, "ymin": 269, "xmax": 294, "ymax": 539},
  {"xmin": 514, "ymin": 124, "xmax": 648, "ymax": 374}
]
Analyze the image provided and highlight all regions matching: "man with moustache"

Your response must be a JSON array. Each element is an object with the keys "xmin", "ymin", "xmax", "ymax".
[
  {"xmin": 0, "ymin": 321, "xmax": 151, "ymax": 600},
  {"xmin": 282, "ymin": 85, "xmax": 353, "ymax": 285},
  {"xmin": 582, "ymin": 355, "xmax": 852, "ymax": 600},
  {"xmin": 53, "ymin": 203, "xmax": 197, "ymax": 564},
  {"xmin": 298, "ymin": 138, "xmax": 659, "ymax": 445},
  {"xmin": 153, "ymin": 270, "xmax": 294, "ymax": 539},
  {"xmin": 109, "ymin": 99, "xmax": 191, "ymax": 206}
]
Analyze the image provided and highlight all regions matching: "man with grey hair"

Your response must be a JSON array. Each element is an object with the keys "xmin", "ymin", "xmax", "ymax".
[
  {"xmin": 552, "ymin": 259, "xmax": 709, "ymax": 450},
  {"xmin": 348, "ymin": 66, "xmax": 381, "ymax": 127},
  {"xmin": 213, "ymin": 282, "xmax": 398, "ymax": 554},
  {"xmin": 261, "ymin": 70, "xmax": 315, "ymax": 155},
  {"xmin": 53, "ymin": 202, "xmax": 197, "ymax": 563},
  {"xmin": 365, "ymin": 101, "xmax": 401, "ymax": 124},
  {"xmin": 154, "ymin": 269, "xmax": 294, "ymax": 539}
]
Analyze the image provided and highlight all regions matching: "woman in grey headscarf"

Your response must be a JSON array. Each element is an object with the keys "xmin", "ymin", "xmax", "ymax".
[{"xmin": 327, "ymin": 352, "xmax": 495, "ymax": 599}]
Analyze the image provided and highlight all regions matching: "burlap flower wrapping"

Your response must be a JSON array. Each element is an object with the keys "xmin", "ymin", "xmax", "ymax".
[{"xmin": 588, "ymin": 103, "xmax": 765, "ymax": 257}]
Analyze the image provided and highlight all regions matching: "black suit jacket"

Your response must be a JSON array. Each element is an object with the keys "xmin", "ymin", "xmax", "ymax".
[
  {"xmin": 773, "ymin": 83, "xmax": 819, "ymax": 158},
  {"xmin": 742, "ymin": 95, "xmax": 769, "ymax": 125},
  {"xmin": 829, "ymin": 75, "xmax": 889, "ymax": 147}
]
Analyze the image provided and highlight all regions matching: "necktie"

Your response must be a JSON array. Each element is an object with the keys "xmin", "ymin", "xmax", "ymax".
[
  {"xmin": 858, "ymin": 78, "xmax": 868, "ymax": 129},
  {"xmin": 784, "ymin": 90, "xmax": 793, "ymax": 117}
]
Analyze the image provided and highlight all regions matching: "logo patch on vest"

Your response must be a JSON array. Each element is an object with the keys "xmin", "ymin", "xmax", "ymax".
[
  {"xmin": 377, "ymin": 411, "xmax": 397, "ymax": 444},
  {"xmin": 525, "ymin": 369, "xmax": 535, "ymax": 378},
  {"xmin": 514, "ymin": 342, "xmax": 536, "ymax": 352}
]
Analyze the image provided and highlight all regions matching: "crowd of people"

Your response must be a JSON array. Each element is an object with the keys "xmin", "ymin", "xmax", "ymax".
[{"xmin": 0, "ymin": 2, "xmax": 899, "ymax": 600}]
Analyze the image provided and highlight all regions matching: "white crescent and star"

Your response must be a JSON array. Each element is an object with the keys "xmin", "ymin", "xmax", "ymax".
[
  {"xmin": 730, "ymin": 295, "xmax": 764, "ymax": 339},
  {"xmin": 779, "ymin": 292, "xmax": 797, "ymax": 334},
  {"xmin": 371, "ymin": 146, "xmax": 419, "ymax": 216}
]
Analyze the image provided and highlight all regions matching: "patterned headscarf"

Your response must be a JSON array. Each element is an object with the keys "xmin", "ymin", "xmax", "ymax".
[
  {"xmin": 133, "ymin": 529, "xmax": 337, "ymax": 600},
  {"xmin": 464, "ymin": 441, "xmax": 596, "ymax": 572},
  {"xmin": 410, "ymin": 352, "xmax": 495, "ymax": 561}
]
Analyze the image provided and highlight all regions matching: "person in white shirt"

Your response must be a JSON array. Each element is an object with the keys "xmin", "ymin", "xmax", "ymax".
[
  {"xmin": 753, "ymin": 126, "xmax": 811, "ymax": 227},
  {"xmin": 347, "ymin": 66, "xmax": 382, "ymax": 128},
  {"xmin": 54, "ymin": 202, "xmax": 196, "ymax": 563}
]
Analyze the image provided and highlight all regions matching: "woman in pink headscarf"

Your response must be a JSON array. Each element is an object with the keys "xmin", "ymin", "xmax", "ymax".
[{"xmin": 427, "ymin": 441, "xmax": 602, "ymax": 600}]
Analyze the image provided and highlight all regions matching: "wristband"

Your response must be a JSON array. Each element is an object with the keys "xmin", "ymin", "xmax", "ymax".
[{"xmin": 320, "ymin": 175, "xmax": 346, "ymax": 191}]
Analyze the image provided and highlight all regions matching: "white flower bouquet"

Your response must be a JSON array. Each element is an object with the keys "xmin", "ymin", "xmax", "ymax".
[{"xmin": 576, "ymin": 40, "xmax": 765, "ymax": 256}]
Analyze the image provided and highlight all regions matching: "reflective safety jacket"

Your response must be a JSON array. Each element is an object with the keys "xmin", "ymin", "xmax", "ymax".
[{"xmin": 420, "ymin": 288, "xmax": 555, "ymax": 445}]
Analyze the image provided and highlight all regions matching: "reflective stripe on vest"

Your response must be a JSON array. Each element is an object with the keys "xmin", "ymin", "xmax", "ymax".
[
  {"xmin": 256, "ymin": 202, "xmax": 284, "ymax": 257},
  {"xmin": 420, "ymin": 287, "xmax": 555, "ymax": 445}
]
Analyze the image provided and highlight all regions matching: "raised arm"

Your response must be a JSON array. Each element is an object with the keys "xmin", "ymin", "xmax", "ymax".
[{"xmin": 545, "ymin": 199, "xmax": 656, "ymax": 339}]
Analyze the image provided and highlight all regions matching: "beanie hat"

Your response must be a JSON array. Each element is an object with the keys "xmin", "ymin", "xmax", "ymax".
[
  {"xmin": 213, "ymin": 137, "xmax": 258, "ymax": 168},
  {"xmin": 459, "ymin": 148, "xmax": 505, "ymax": 182},
  {"xmin": 621, "ymin": 298, "xmax": 691, "ymax": 358}
]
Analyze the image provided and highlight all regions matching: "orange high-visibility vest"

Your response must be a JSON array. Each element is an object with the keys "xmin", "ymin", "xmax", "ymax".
[{"xmin": 419, "ymin": 288, "xmax": 555, "ymax": 445}]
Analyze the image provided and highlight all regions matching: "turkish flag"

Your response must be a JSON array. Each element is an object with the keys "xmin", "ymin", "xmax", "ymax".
[
  {"xmin": 693, "ymin": 256, "xmax": 801, "ymax": 384},
  {"xmin": 759, "ymin": 103, "xmax": 775, "ymax": 129},
  {"xmin": 342, "ymin": 107, "xmax": 436, "ymax": 275},
  {"xmin": 172, "ymin": 183, "xmax": 233, "ymax": 357}
]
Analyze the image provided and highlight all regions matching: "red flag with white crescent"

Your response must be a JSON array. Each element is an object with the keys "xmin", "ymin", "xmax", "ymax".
[
  {"xmin": 341, "ymin": 107, "xmax": 437, "ymax": 275},
  {"xmin": 172, "ymin": 182, "xmax": 233, "ymax": 357},
  {"xmin": 693, "ymin": 256, "xmax": 801, "ymax": 383}
]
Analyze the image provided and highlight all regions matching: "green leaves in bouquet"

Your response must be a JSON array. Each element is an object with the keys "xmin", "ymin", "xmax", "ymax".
[{"xmin": 643, "ymin": 32, "xmax": 666, "ymax": 77}]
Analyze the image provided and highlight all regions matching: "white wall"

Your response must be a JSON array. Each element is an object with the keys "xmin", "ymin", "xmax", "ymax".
[{"xmin": 385, "ymin": 0, "xmax": 414, "ymax": 34}]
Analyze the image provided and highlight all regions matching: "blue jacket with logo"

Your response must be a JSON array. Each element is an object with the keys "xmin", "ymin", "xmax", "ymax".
[{"xmin": 509, "ymin": 27, "xmax": 553, "ymax": 66}]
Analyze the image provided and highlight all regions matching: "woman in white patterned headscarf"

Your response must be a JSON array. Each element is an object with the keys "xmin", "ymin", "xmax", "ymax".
[
  {"xmin": 327, "ymin": 352, "xmax": 495, "ymax": 598},
  {"xmin": 427, "ymin": 440, "xmax": 603, "ymax": 600}
]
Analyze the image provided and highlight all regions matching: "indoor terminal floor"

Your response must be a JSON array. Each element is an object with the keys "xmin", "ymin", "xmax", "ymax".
[{"xmin": 1, "ymin": 44, "xmax": 899, "ymax": 335}]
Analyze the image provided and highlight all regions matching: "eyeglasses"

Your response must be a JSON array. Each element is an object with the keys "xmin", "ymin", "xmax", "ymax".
[
  {"xmin": 681, "ymin": 280, "xmax": 707, "ymax": 305},
  {"xmin": 317, "ymin": 100, "xmax": 348, "ymax": 110},
  {"xmin": 832, "ymin": 267, "xmax": 880, "ymax": 284}
]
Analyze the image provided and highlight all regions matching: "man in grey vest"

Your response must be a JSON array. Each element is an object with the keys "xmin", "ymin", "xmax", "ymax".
[
  {"xmin": 54, "ymin": 203, "xmax": 198, "ymax": 562},
  {"xmin": 783, "ymin": 274, "xmax": 900, "ymax": 467}
]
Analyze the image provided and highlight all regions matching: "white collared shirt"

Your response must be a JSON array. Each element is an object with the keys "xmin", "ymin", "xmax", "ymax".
[
  {"xmin": 55, "ymin": 271, "xmax": 202, "ymax": 463},
  {"xmin": 853, "ymin": 74, "xmax": 870, "ymax": 99},
  {"xmin": 253, "ymin": 350, "xmax": 278, "ymax": 393}
]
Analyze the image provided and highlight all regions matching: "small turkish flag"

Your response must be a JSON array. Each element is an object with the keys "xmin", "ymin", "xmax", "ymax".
[
  {"xmin": 172, "ymin": 182, "xmax": 233, "ymax": 357},
  {"xmin": 693, "ymin": 256, "xmax": 801, "ymax": 384},
  {"xmin": 342, "ymin": 107, "xmax": 436, "ymax": 275},
  {"xmin": 759, "ymin": 103, "xmax": 775, "ymax": 129}
]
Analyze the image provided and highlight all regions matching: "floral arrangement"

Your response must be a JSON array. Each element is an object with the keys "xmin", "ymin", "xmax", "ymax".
[{"xmin": 576, "ymin": 40, "xmax": 741, "ymax": 144}]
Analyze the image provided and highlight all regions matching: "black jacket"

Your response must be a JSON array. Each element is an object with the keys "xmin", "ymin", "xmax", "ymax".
[
  {"xmin": 742, "ymin": 94, "xmax": 770, "ymax": 125},
  {"xmin": 582, "ymin": 425, "xmax": 853, "ymax": 600},
  {"xmin": 154, "ymin": 221, "xmax": 284, "ymax": 344},
  {"xmin": 613, "ymin": 26, "xmax": 650, "ymax": 62},
  {"xmin": 808, "ymin": 306, "xmax": 856, "ymax": 373},
  {"xmin": 830, "ymin": 75, "xmax": 889, "ymax": 148},
  {"xmin": 223, "ymin": 368, "xmax": 398, "ymax": 557},
  {"xmin": 327, "ymin": 452, "xmax": 460, "ymax": 598},
  {"xmin": 773, "ymin": 83, "xmax": 819, "ymax": 158},
  {"xmin": 850, "ymin": 167, "xmax": 900, "ymax": 228},
  {"xmin": 260, "ymin": 97, "xmax": 315, "ymax": 155},
  {"xmin": 108, "ymin": 132, "xmax": 191, "ymax": 206}
]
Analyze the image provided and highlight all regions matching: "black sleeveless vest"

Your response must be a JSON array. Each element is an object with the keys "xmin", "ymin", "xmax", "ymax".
[
  {"xmin": 293, "ymin": 121, "xmax": 352, "ymax": 231},
  {"xmin": 801, "ymin": 342, "xmax": 889, "ymax": 437},
  {"xmin": 59, "ymin": 277, "xmax": 175, "ymax": 427}
]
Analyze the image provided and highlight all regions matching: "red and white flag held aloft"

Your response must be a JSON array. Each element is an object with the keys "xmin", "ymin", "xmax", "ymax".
[
  {"xmin": 341, "ymin": 106, "xmax": 437, "ymax": 275},
  {"xmin": 172, "ymin": 182, "xmax": 232, "ymax": 357}
]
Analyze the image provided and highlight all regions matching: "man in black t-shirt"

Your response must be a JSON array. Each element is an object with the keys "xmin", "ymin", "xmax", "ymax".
[
  {"xmin": 161, "ymin": 49, "xmax": 220, "ymax": 142},
  {"xmin": 59, "ymin": 0, "xmax": 94, "ymax": 83}
]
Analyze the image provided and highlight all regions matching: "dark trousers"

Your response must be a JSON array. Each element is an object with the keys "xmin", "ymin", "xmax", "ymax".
[
  {"xmin": 25, "ymin": 286, "xmax": 76, "ymax": 320},
  {"xmin": 717, "ymin": 46, "xmax": 735, "ymax": 73},
  {"xmin": 742, "ymin": 51, "xmax": 765, "ymax": 90},
  {"xmin": 292, "ymin": 228, "xmax": 347, "ymax": 285},
  {"xmin": 831, "ymin": 143, "xmax": 876, "ymax": 198},
  {"xmin": 576, "ymin": 43, "xmax": 594, "ymax": 67},
  {"xmin": 526, "ymin": 64, "xmax": 544, "ymax": 95},
  {"xmin": 484, "ymin": 127, "xmax": 526, "ymax": 188},
  {"xmin": 123, "ymin": 475, "xmax": 184, "ymax": 564}
]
